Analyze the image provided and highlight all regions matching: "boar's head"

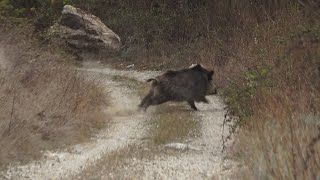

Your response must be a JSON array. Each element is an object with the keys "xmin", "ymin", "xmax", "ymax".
[{"xmin": 189, "ymin": 64, "xmax": 217, "ymax": 95}]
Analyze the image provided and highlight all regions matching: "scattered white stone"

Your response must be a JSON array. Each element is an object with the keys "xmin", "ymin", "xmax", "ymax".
[{"xmin": 164, "ymin": 143, "xmax": 201, "ymax": 151}]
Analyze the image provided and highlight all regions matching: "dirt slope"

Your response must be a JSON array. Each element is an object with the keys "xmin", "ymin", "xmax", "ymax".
[{"xmin": 1, "ymin": 63, "xmax": 235, "ymax": 180}]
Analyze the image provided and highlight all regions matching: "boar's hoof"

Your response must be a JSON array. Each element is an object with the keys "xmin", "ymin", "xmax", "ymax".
[
  {"xmin": 138, "ymin": 103, "xmax": 149, "ymax": 112},
  {"xmin": 188, "ymin": 101, "xmax": 198, "ymax": 111}
]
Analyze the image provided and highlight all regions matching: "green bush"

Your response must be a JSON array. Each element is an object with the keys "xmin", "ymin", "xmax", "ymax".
[
  {"xmin": 222, "ymin": 65, "xmax": 272, "ymax": 139},
  {"xmin": 0, "ymin": 0, "xmax": 14, "ymax": 16},
  {"xmin": 0, "ymin": 0, "xmax": 64, "ymax": 29}
]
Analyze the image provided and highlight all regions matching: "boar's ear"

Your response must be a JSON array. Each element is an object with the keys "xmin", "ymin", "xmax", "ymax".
[
  {"xmin": 191, "ymin": 64, "xmax": 203, "ymax": 71},
  {"xmin": 147, "ymin": 78, "xmax": 157, "ymax": 83},
  {"xmin": 208, "ymin": 70, "xmax": 214, "ymax": 80}
]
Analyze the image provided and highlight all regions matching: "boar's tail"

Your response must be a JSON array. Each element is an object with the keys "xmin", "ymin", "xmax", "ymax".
[
  {"xmin": 146, "ymin": 78, "xmax": 157, "ymax": 82},
  {"xmin": 146, "ymin": 78, "xmax": 158, "ymax": 85}
]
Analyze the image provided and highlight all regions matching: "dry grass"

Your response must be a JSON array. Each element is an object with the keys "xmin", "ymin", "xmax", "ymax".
[
  {"xmin": 0, "ymin": 24, "xmax": 109, "ymax": 169},
  {"xmin": 208, "ymin": 7, "xmax": 320, "ymax": 179},
  {"xmin": 235, "ymin": 114, "xmax": 320, "ymax": 179},
  {"xmin": 234, "ymin": 89, "xmax": 320, "ymax": 179}
]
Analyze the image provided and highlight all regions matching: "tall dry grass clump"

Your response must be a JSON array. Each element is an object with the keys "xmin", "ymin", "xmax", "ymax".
[
  {"xmin": 0, "ymin": 26, "xmax": 108, "ymax": 169},
  {"xmin": 203, "ymin": 5, "xmax": 320, "ymax": 180},
  {"xmin": 0, "ymin": 60, "xmax": 108, "ymax": 168},
  {"xmin": 237, "ymin": 104, "xmax": 319, "ymax": 179}
]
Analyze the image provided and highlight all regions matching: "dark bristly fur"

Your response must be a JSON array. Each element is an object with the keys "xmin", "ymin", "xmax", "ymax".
[{"xmin": 139, "ymin": 64, "xmax": 217, "ymax": 111}]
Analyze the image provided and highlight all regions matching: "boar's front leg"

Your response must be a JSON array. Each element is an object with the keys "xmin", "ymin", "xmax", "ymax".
[{"xmin": 187, "ymin": 100, "xmax": 198, "ymax": 110}]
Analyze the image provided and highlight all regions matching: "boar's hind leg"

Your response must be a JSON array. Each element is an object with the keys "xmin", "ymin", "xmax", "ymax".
[
  {"xmin": 188, "ymin": 101, "xmax": 198, "ymax": 110},
  {"xmin": 151, "ymin": 96, "xmax": 169, "ymax": 106},
  {"xmin": 200, "ymin": 97, "xmax": 209, "ymax": 103},
  {"xmin": 139, "ymin": 92, "xmax": 153, "ymax": 110}
]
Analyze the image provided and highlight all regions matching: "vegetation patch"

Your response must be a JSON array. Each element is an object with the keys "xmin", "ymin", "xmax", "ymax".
[
  {"xmin": 0, "ymin": 25, "xmax": 109, "ymax": 169},
  {"xmin": 219, "ymin": 7, "xmax": 320, "ymax": 179}
]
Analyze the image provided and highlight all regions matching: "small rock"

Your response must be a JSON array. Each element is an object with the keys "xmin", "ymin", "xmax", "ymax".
[
  {"xmin": 48, "ymin": 5, "xmax": 121, "ymax": 52},
  {"xmin": 126, "ymin": 64, "xmax": 135, "ymax": 69}
]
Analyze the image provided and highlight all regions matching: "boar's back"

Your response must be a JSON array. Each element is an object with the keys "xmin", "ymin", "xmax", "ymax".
[{"xmin": 156, "ymin": 69, "xmax": 209, "ymax": 101}]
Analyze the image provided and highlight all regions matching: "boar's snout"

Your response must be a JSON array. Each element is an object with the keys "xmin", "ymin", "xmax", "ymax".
[
  {"xmin": 205, "ymin": 68, "xmax": 217, "ymax": 95},
  {"xmin": 207, "ymin": 81, "xmax": 218, "ymax": 95}
]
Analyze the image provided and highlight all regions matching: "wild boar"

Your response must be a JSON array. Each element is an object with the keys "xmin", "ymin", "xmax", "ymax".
[{"xmin": 139, "ymin": 64, "xmax": 217, "ymax": 111}]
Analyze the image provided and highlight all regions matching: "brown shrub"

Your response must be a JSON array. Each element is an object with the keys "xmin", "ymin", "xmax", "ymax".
[{"xmin": 236, "ymin": 114, "xmax": 320, "ymax": 179}]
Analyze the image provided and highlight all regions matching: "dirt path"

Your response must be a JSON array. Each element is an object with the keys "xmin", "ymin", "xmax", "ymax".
[{"xmin": 2, "ymin": 64, "xmax": 235, "ymax": 180}]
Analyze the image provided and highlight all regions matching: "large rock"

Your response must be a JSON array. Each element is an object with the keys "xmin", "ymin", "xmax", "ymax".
[{"xmin": 49, "ymin": 5, "xmax": 121, "ymax": 52}]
